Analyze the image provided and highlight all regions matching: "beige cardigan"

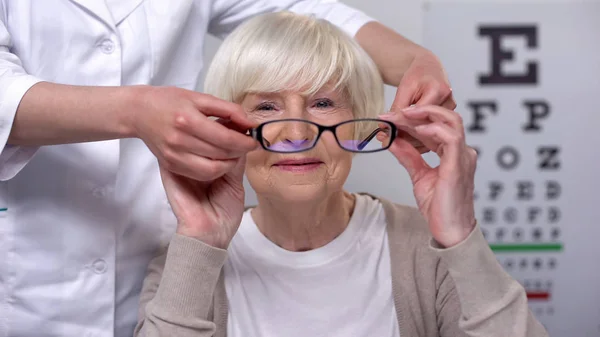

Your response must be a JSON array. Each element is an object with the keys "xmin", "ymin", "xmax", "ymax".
[{"xmin": 134, "ymin": 195, "xmax": 548, "ymax": 337}]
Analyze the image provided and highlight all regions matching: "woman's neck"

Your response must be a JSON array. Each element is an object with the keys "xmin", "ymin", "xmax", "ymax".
[{"xmin": 251, "ymin": 191, "xmax": 356, "ymax": 252}]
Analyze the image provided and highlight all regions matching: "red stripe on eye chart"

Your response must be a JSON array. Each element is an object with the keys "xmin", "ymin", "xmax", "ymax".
[{"xmin": 527, "ymin": 292, "xmax": 551, "ymax": 300}]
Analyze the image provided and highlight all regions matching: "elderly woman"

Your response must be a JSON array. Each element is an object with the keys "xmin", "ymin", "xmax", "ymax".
[{"xmin": 134, "ymin": 12, "xmax": 547, "ymax": 337}]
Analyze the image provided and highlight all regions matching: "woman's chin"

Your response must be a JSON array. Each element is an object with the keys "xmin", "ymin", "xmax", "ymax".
[{"xmin": 268, "ymin": 184, "xmax": 329, "ymax": 204}]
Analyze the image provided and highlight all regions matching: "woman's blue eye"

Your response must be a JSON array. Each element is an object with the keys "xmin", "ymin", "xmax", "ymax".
[
  {"xmin": 256, "ymin": 103, "xmax": 276, "ymax": 111},
  {"xmin": 313, "ymin": 99, "xmax": 334, "ymax": 109}
]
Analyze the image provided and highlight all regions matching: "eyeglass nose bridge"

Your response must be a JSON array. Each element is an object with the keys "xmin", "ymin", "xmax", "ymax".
[
  {"xmin": 283, "ymin": 123, "xmax": 340, "ymax": 150},
  {"xmin": 250, "ymin": 119, "xmax": 322, "ymax": 153},
  {"xmin": 316, "ymin": 124, "xmax": 339, "ymax": 140},
  {"xmin": 281, "ymin": 119, "xmax": 317, "ymax": 143}
]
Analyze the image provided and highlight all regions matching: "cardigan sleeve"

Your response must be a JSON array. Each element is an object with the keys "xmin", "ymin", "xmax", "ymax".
[
  {"xmin": 431, "ymin": 223, "xmax": 549, "ymax": 337},
  {"xmin": 433, "ymin": 260, "xmax": 465, "ymax": 336},
  {"xmin": 134, "ymin": 234, "xmax": 228, "ymax": 337}
]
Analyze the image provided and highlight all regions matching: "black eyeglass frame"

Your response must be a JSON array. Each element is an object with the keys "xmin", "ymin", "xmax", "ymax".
[{"xmin": 248, "ymin": 118, "xmax": 398, "ymax": 154}]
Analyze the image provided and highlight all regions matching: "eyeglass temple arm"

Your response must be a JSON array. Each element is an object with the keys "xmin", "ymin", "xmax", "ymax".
[{"xmin": 357, "ymin": 128, "xmax": 387, "ymax": 150}]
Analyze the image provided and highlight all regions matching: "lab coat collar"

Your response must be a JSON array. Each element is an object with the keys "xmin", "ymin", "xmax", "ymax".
[
  {"xmin": 111, "ymin": 0, "xmax": 145, "ymax": 25},
  {"xmin": 69, "ymin": 0, "xmax": 144, "ymax": 28},
  {"xmin": 69, "ymin": 0, "xmax": 115, "ymax": 29}
]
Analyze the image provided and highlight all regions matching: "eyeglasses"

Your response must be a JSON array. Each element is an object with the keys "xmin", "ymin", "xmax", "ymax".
[{"xmin": 249, "ymin": 118, "xmax": 397, "ymax": 153}]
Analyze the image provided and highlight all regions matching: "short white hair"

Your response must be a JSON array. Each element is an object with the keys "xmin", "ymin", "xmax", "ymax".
[{"xmin": 203, "ymin": 12, "xmax": 384, "ymax": 120}]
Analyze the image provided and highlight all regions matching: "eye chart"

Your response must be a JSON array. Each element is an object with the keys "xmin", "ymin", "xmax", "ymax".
[{"xmin": 424, "ymin": 2, "xmax": 600, "ymax": 336}]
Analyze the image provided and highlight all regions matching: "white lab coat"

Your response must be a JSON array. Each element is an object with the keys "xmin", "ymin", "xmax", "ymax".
[{"xmin": 0, "ymin": 1, "xmax": 372, "ymax": 336}]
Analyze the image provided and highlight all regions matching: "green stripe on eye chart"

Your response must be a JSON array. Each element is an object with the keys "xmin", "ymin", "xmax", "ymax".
[{"xmin": 489, "ymin": 243, "xmax": 563, "ymax": 252}]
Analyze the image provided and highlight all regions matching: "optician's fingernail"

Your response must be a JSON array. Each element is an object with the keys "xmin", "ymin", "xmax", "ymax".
[{"xmin": 402, "ymin": 104, "xmax": 417, "ymax": 112}]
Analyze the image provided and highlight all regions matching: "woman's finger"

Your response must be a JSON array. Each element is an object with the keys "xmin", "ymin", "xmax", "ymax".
[
  {"xmin": 162, "ymin": 150, "xmax": 239, "ymax": 181},
  {"xmin": 377, "ymin": 130, "xmax": 429, "ymax": 154},
  {"xmin": 388, "ymin": 136, "xmax": 431, "ymax": 181},
  {"xmin": 378, "ymin": 122, "xmax": 426, "ymax": 150},
  {"xmin": 380, "ymin": 110, "xmax": 423, "ymax": 128},
  {"xmin": 159, "ymin": 166, "xmax": 192, "ymax": 216},
  {"xmin": 380, "ymin": 112, "xmax": 439, "ymax": 151},
  {"xmin": 397, "ymin": 132, "xmax": 430, "ymax": 154},
  {"xmin": 401, "ymin": 105, "xmax": 464, "ymax": 131}
]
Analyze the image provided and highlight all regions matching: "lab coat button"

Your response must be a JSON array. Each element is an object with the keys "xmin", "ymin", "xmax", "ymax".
[
  {"xmin": 99, "ymin": 39, "xmax": 115, "ymax": 54},
  {"xmin": 92, "ymin": 259, "xmax": 107, "ymax": 274},
  {"xmin": 92, "ymin": 187, "xmax": 105, "ymax": 197}
]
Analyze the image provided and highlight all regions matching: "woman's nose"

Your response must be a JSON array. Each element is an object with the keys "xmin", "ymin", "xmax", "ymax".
[
  {"xmin": 285, "ymin": 99, "xmax": 307, "ymax": 119},
  {"xmin": 282, "ymin": 120, "xmax": 313, "ymax": 142}
]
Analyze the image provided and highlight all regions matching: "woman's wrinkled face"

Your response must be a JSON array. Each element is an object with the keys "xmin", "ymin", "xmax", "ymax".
[{"xmin": 241, "ymin": 86, "xmax": 354, "ymax": 202}]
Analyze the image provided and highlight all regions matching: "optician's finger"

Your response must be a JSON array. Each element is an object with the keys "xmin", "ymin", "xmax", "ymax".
[
  {"xmin": 190, "ymin": 92, "xmax": 257, "ymax": 130},
  {"xmin": 179, "ymin": 113, "xmax": 258, "ymax": 153},
  {"xmin": 441, "ymin": 95, "xmax": 457, "ymax": 110},
  {"xmin": 167, "ymin": 133, "xmax": 246, "ymax": 160},
  {"xmin": 390, "ymin": 82, "xmax": 418, "ymax": 111},
  {"xmin": 201, "ymin": 118, "xmax": 258, "ymax": 151},
  {"xmin": 415, "ymin": 82, "xmax": 454, "ymax": 107},
  {"xmin": 402, "ymin": 105, "xmax": 464, "ymax": 131},
  {"xmin": 413, "ymin": 122, "xmax": 464, "ymax": 167},
  {"xmin": 216, "ymin": 117, "xmax": 254, "ymax": 134},
  {"xmin": 388, "ymin": 136, "xmax": 431, "ymax": 181}
]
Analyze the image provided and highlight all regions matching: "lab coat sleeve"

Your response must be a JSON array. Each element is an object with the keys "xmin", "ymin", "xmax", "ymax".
[
  {"xmin": 0, "ymin": 8, "xmax": 43, "ymax": 181},
  {"xmin": 207, "ymin": 0, "xmax": 375, "ymax": 39}
]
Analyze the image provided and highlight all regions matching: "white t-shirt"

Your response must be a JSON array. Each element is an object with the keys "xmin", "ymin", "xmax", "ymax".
[{"xmin": 224, "ymin": 194, "xmax": 400, "ymax": 337}]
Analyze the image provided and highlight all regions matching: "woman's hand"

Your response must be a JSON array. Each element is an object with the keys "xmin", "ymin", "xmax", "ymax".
[
  {"xmin": 380, "ymin": 105, "xmax": 477, "ymax": 248},
  {"xmin": 160, "ymin": 154, "xmax": 247, "ymax": 249}
]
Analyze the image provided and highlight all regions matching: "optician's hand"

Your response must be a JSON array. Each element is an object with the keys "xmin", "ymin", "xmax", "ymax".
[
  {"xmin": 130, "ymin": 86, "xmax": 258, "ymax": 181},
  {"xmin": 387, "ymin": 51, "xmax": 456, "ymax": 154},
  {"xmin": 380, "ymin": 105, "xmax": 477, "ymax": 248},
  {"xmin": 160, "ymin": 154, "xmax": 246, "ymax": 249},
  {"xmin": 391, "ymin": 51, "xmax": 456, "ymax": 110}
]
